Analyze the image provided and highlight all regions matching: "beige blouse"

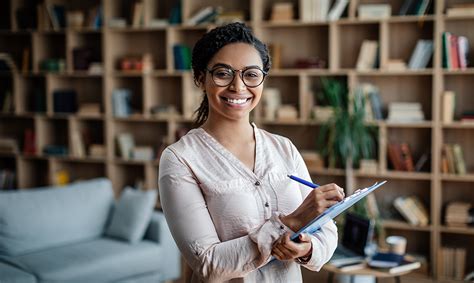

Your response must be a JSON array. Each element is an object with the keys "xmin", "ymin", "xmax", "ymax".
[{"xmin": 159, "ymin": 123, "xmax": 337, "ymax": 283}]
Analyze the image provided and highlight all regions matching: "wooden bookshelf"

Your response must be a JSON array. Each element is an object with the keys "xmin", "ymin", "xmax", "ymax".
[{"xmin": 0, "ymin": 0, "xmax": 473, "ymax": 282}]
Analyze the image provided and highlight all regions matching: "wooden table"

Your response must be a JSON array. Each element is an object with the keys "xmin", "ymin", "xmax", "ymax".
[{"xmin": 323, "ymin": 263, "xmax": 418, "ymax": 283}]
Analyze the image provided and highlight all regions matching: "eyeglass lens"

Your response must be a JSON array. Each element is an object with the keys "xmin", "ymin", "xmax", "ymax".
[{"xmin": 212, "ymin": 67, "xmax": 264, "ymax": 87}]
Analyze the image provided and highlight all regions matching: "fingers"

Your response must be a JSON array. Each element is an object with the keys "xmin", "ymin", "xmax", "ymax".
[
  {"xmin": 298, "ymin": 233, "xmax": 311, "ymax": 243},
  {"xmin": 318, "ymin": 183, "xmax": 345, "ymax": 201},
  {"xmin": 272, "ymin": 233, "xmax": 312, "ymax": 261}
]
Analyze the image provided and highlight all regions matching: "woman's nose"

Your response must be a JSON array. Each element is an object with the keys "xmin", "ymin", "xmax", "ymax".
[{"xmin": 229, "ymin": 71, "xmax": 246, "ymax": 92}]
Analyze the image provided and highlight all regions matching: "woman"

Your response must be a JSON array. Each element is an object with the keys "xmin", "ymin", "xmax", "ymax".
[{"xmin": 159, "ymin": 22, "xmax": 344, "ymax": 282}]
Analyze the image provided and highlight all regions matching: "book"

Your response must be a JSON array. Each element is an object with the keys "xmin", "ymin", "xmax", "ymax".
[
  {"xmin": 117, "ymin": 133, "xmax": 135, "ymax": 160},
  {"xmin": 89, "ymin": 144, "xmax": 106, "ymax": 158},
  {"xmin": 442, "ymin": 32, "xmax": 451, "ymax": 69},
  {"xmin": 0, "ymin": 138, "xmax": 19, "ymax": 153},
  {"xmin": 186, "ymin": 6, "xmax": 214, "ymax": 25},
  {"xmin": 394, "ymin": 196, "xmax": 420, "ymax": 225},
  {"xmin": 458, "ymin": 36, "xmax": 469, "ymax": 69},
  {"xmin": 71, "ymin": 131, "xmax": 86, "ymax": 158},
  {"xmin": 356, "ymin": 40, "xmax": 378, "ymax": 70},
  {"xmin": 399, "ymin": 0, "xmax": 416, "ymax": 15},
  {"xmin": 442, "ymin": 91, "xmax": 455, "ymax": 123},
  {"xmin": 406, "ymin": 196, "xmax": 429, "ymax": 226},
  {"xmin": 23, "ymin": 129, "xmax": 36, "ymax": 155},
  {"xmin": 300, "ymin": 0, "xmax": 330, "ymax": 22},
  {"xmin": 132, "ymin": 146, "xmax": 154, "ymax": 161},
  {"xmin": 400, "ymin": 142, "xmax": 415, "ymax": 172},
  {"xmin": 415, "ymin": 0, "xmax": 431, "ymax": 16},
  {"xmin": 452, "ymin": 144, "xmax": 466, "ymax": 175},
  {"xmin": 78, "ymin": 103, "xmax": 101, "ymax": 116},
  {"xmin": 388, "ymin": 143, "xmax": 404, "ymax": 171},
  {"xmin": 338, "ymin": 261, "xmax": 367, "ymax": 272},
  {"xmin": 450, "ymin": 34, "xmax": 460, "ymax": 69},
  {"xmin": 374, "ymin": 259, "xmax": 421, "ymax": 274},
  {"xmin": 270, "ymin": 3, "xmax": 294, "ymax": 22},
  {"xmin": 358, "ymin": 4, "xmax": 391, "ymax": 20},
  {"xmin": 132, "ymin": 2, "xmax": 144, "ymax": 27},
  {"xmin": 414, "ymin": 152, "xmax": 430, "ymax": 172},
  {"xmin": 408, "ymin": 40, "xmax": 433, "ymax": 69},
  {"xmin": 369, "ymin": 252, "xmax": 404, "ymax": 268},
  {"xmin": 327, "ymin": 0, "xmax": 349, "ymax": 21},
  {"xmin": 112, "ymin": 88, "xmax": 132, "ymax": 117}
]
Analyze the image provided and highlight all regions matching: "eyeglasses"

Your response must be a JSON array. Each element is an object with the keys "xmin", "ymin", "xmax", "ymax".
[{"xmin": 206, "ymin": 65, "xmax": 267, "ymax": 88}]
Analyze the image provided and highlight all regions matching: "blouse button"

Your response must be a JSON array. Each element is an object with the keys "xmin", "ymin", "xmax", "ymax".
[
  {"xmin": 255, "ymin": 181, "xmax": 261, "ymax": 186},
  {"xmin": 264, "ymin": 202, "xmax": 269, "ymax": 207}
]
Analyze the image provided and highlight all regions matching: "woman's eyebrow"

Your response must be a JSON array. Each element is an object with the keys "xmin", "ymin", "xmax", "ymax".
[{"xmin": 210, "ymin": 63, "xmax": 262, "ymax": 70}]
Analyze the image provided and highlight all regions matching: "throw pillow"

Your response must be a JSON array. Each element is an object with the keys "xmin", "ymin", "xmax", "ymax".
[{"xmin": 105, "ymin": 187, "xmax": 157, "ymax": 243}]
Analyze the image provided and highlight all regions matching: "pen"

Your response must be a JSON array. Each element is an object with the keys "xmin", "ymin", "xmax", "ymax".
[{"xmin": 287, "ymin": 175, "xmax": 320, "ymax": 189}]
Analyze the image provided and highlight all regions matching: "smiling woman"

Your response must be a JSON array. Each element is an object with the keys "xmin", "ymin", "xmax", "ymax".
[{"xmin": 158, "ymin": 22, "xmax": 344, "ymax": 283}]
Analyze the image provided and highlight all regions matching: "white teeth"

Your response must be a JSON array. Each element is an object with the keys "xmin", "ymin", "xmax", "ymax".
[{"xmin": 226, "ymin": 98, "xmax": 248, "ymax": 104}]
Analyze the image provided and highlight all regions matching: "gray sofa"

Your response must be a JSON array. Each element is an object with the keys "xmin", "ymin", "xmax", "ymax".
[{"xmin": 0, "ymin": 178, "xmax": 181, "ymax": 283}]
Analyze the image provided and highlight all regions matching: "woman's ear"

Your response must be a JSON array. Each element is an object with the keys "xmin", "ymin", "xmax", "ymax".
[{"xmin": 194, "ymin": 71, "xmax": 206, "ymax": 91}]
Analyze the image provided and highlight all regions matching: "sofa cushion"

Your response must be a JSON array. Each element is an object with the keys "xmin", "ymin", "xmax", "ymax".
[
  {"xmin": 105, "ymin": 187, "xmax": 157, "ymax": 243},
  {"xmin": 13, "ymin": 238, "xmax": 163, "ymax": 283},
  {"xmin": 0, "ymin": 261, "xmax": 36, "ymax": 283},
  {"xmin": 0, "ymin": 178, "xmax": 114, "ymax": 256}
]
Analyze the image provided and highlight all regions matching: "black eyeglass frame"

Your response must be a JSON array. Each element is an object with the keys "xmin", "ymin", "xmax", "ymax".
[{"xmin": 205, "ymin": 65, "xmax": 268, "ymax": 88}]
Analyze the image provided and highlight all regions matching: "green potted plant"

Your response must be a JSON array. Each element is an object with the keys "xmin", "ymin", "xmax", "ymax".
[
  {"xmin": 316, "ymin": 77, "xmax": 383, "ymax": 242},
  {"xmin": 316, "ymin": 77, "xmax": 377, "ymax": 192}
]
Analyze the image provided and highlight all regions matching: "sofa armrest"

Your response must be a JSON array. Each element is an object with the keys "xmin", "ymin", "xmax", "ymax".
[{"xmin": 144, "ymin": 211, "xmax": 181, "ymax": 281}]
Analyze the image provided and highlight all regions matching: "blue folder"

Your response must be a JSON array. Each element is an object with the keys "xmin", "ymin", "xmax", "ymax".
[{"xmin": 290, "ymin": 180, "xmax": 387, "ymax": 241}]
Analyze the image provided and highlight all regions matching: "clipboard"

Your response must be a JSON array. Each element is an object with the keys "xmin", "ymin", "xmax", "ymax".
[{"xmin": 290, "ymin": 180, "xmax": 387, "ymax": 241}]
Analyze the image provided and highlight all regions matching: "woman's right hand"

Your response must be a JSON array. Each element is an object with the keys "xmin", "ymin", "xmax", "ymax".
[{"xmin": 280, "ymin": 183, "xmax": 345, "ymax": 232}]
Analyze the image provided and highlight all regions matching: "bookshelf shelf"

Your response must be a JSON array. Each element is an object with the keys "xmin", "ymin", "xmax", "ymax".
[
  {"xmin": 356, "ymin": 171, "xmax": 433, "ymax": 180},
  {"xmin": 442, "ymin": 122, "xmax": 474, "ymax": 129},
  {"xmin": 382, "ymin": 121, "xmax": 434, "ymax": 128},
  {"xmin": 382, "ymin": 219, "xmax": 432, "ymax": 232},
  {"xmin": 354, "ymin": 70, "xmax": 434, "ymax": 76},
  {"xmin": 442, "ymin": 68, "xmax": 474, "ymax": 75},
  {"xmin": 441, "ymin": 174, "xmax": 474, "ymax": 182},
  {"xmin": 440, "ymin": 226, "xmax": 474, "ymax": 235},
  {"xmin": 1, "ymin": 0, "xmax": 473, "ymax": 281}
]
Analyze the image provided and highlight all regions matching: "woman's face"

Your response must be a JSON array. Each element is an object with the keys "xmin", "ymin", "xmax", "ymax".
[{"xmin": 200, "ymin": 42, "xmax": 265, "ymax": 123}]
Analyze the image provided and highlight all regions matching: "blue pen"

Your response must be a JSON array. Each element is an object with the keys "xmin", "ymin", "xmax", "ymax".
[{"xmin": 287, "ymin": 175, "xmax": 320, "ymax": 188}]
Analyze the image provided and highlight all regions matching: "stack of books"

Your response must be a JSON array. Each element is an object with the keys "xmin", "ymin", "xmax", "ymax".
[
  {"xmin": 387, "ymin": 102, "xmax": 424, "ymax": 123},
  {"xmin": 270, "ymin": 3, "xmax": 294, "ymax": 22},
  {"xmin": 399, "ymin": 0, "xmax": 431, "ymax": 16},
  {"xmin": 368, "ymin": 252, "xmax": 421, "ymax": 274},
  {"xmin": 393, "ymin": 195, "xmax": 429, "ymax": 226},
  {"xmin": 441, "ymin": 144, "xmax": 466, "ymax": 175},
  {"xmin": 300, "ymin": 0, "xmax": 331, "ymax": 22},
  {"xmin": 112, "ymin": 89, "xmax": 132, "ymax": 117},
  {"xmin": 446, "ymin": 3, "xmax": 474, "ymax": 17},
  {"xmin": 408, "ymin": 39, "xmax": 434, "ymax": 69},
  {"xmin": 445, "ymin": 202, "xmax": 473, "ymax": 227},
  {"xmin": 0, "ymin": 138, "xmax": 19, "ymax": 154},
  {"xmin": 356, "ymin": 40, "xmax": 379, "ymax": 71},
  {"xmin": 442, "ymin": 32, "xmax": 469, "ymax": 70},
  {"xmin": 438, "ymin": 247, "xmax": 467, "ymax": 280}
]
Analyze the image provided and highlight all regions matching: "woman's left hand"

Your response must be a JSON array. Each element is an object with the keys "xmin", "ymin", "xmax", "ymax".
[{"xmin": 271, "ymin": 232, "xmax": 312, "ymax": 261}]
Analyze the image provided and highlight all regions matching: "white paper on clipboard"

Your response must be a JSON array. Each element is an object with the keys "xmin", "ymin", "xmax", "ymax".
[{"xmin": 290, "ymin": 180, "xmax": 387, "ymax": 241}]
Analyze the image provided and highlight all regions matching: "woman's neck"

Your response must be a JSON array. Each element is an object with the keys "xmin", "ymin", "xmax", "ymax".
[{"xmin": 202, "ymin": 118, "xmax": 254, "ymax": 145}]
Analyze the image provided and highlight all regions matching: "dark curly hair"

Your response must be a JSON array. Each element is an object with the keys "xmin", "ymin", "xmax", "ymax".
[{"xmin": 191, "ymin": 22, "xmax": 271, "ymax": 126}]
